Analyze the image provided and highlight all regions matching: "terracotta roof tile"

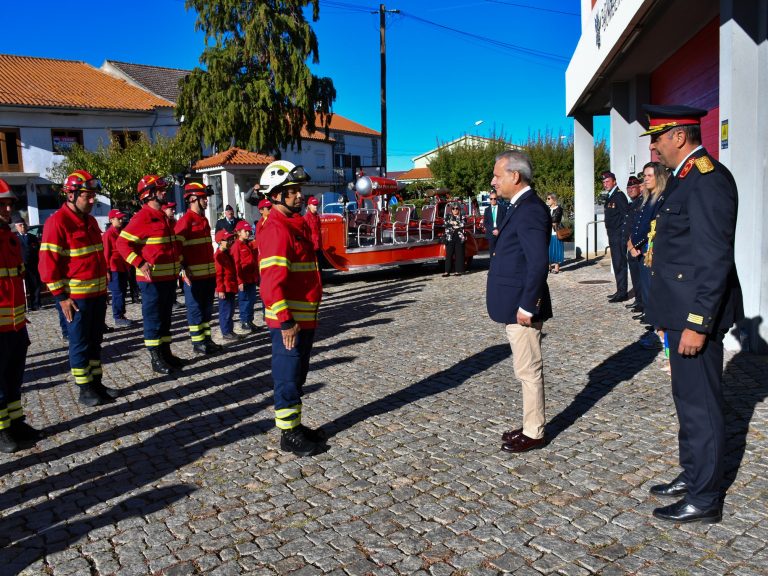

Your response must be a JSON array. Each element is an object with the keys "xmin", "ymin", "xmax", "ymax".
[
  {"xmin": 397, "ymin": 167, "xmax": 433, "ymax": 180},
  {"xmin": 0, "ymin": 54, "xmax": 174, "ymax": 111},
  {"xmin": 306, "ymin": 113, "xmax": 380, "ymax": 138},
  {"xmin": 104, "ymin": 60, "xmax": 189, "ymax": 103},
  {"xmin": 193, "ymin": 148, "xmax": 276, "ymax": 170}
]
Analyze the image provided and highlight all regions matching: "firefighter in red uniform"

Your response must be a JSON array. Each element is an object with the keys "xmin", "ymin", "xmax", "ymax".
[
  {"xmin": 303, "ymin": 195, "xmax": 322, "ymax": 252},
  {"xmin": 0, "ymin": 179, "xmax": 42, "ymax": 452},
  {"xmin": 175, "ymin": 181, "xmax": 222, "ymax": 354},
  {"xmin": 103, "ymin": 208, "xmax": 133, "ymax": 327},
  {"xmin": 232, "ymin": 220, "xmax": 259, "ymax": 333},
  {"xmin": 39, "ymin": 170, "xmax": 116, "ymax": 407},
  {"xmin": 117, "ymin": 175, "xmax": 184, "ymax": 375},
  {"xmin": 258, "ymin": 160, "xmax": 325, "ymax": 456}
]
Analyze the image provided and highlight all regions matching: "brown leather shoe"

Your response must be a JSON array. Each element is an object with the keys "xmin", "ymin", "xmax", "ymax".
[
  {"xmin": 501, "ymin": 433, "xmax": 546, "ymax": 453},
  {"xmin": 501, "ymin": 428, "xmax": 523, "ymax": 443}
]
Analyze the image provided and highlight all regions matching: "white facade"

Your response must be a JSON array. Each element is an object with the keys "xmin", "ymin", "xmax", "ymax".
[
  {"xmin": 566, "ymin": 0, "xmax": 768, "ymax": 351},
  {"xmin": 1, "ymin": 106, "xmax": 177, "ymax": 227}
]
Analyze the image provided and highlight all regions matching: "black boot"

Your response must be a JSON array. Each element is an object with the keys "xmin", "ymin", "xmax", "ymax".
[
  {"xmin": 280, "ymin": 427, "xmax": 320, "ymax": 457},
  {"xmin": 204, "ymin": 336, "xmax": 223, "ymax": 353},
  {"xmin": 192, "ymin": 341, "xmax": 209, "ymax": 355},
  {"xmin": 9, "ymin": 417, "xmax": 43, "ymax": 444},
  {"xmin": 78, "ymin": 382, "xmax": 113, "ymax": 407},
  {"xmin": 92, "ymin": 375, "xmax": 120, "ymax": 399},
  {"xmin": 0, "ymin": 429, "xmax": 19, "ymax": 453},
  {"xmin": 149, "ymin": 348, "xmax": 172, "ymax": 375},
  {"xmin": 160, "ymin": 343, "xmax": 185, "ymax": 369}
]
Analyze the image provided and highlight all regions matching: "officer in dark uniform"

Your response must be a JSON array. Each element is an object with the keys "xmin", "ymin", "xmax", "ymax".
[
  {"xmin": 601, "ymin": 171, "xmax": 629, "ymax": 302},
  {"xmin": 12, "ymin": 214, "xmax": 42, "ymax": 311},
  {"xmin": 622, "ymin": 176, "xmax": 643, "ymax": 313},
  {"xmin": 642, "ymin": 104, "xmax": 743, "ymax": 523}
]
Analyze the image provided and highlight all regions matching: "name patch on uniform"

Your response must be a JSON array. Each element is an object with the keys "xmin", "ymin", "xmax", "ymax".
[
  {"xmin": 687, "ymin": 313, "xmax": 704, "ymax": 325},
  {"xmin": 695, "ymin": 156, "xmax": 714, "ymax": 174}
]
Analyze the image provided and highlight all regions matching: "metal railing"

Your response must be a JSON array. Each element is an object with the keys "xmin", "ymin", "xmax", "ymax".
[{"xmin": 585, "ymin": 216, "xmax": 607, "ymax": 263}]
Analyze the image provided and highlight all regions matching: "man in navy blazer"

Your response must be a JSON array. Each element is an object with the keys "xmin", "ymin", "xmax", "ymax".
[
  {"xmin": 487, "ymin": 150, "xmax": 552, "ymax": 453},
  {"xmin": 483, "ymin": 192, "xmax": 506, "ymax": 255}
]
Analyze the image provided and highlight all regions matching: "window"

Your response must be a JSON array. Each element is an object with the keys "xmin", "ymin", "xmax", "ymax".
[
  {"xmin": 51, "ymin": 129, "xmax": 84, "ymax": 153},
  {"xmin": 315, "ymin": 151, "xmax": 327, "ymax": 169},
  {"xmin": 332, "ymin": 132, "xmax": 345, "ymax": 154},
  {"xmin": 371, "ymin": 137, "xmax": 379, "ymax": 165},
  {"xmin": 111, "ymin": 130, "xmax": 143, "ymax": 149},
  {"xmin": 334, "ymin": 153, "xmax": 361, "ymax": 169},
  {"xmin": 0, "ymin": 128, "xmax": 23, "ymax": 172}
]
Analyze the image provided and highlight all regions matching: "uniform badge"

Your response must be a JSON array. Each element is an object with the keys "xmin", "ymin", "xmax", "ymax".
[
  {"xmin": 695, "ymin": 156, "xmax": 714, "ymax": 174},
  {"xmin": 678, "ymin": 158, "xmax": 696, "ymax": 179}
]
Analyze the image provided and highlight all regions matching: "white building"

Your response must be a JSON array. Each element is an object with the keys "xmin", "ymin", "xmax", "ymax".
[
  {"xmin": 0, "ymin": 54, "xmax": 177, "ymax": 226},
  {"xmin": 566, "ymin": 0, "xmax": 767, "ymax": 351}
]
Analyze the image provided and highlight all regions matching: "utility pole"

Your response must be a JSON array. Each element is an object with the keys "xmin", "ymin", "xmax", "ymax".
[{"xmin": 378, "ymin": 4, "xmax": 399, "ymax": 176}]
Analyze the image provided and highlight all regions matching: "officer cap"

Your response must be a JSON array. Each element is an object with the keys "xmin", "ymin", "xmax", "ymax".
[
  {"xmin": 641, "ymin": 104, "xmax": 708, "ymax": 136},
  {"xmin": 11, "ymin": 213, "xmax": 26, "ymax": 224},
  {"xmin": 600, "ymin": 171, "xmax": 616, "ymax": 181},
  {"xmin": 626, "ymin": 176, "xmax": 641, "ymax": 187}
]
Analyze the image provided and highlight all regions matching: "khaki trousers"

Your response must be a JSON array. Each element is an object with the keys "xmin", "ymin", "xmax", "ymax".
[{"xmin": 505, "ymin": 322, "xmax": 545, "ymax": 439}]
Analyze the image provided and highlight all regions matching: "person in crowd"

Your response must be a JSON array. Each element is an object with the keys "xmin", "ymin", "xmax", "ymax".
[
  {"xmin": 304, "ymin": 196, "xmax": 322, "ymax": 254},
  {"xmin": 215, "ymin": 204, "xmax": 242, "ymax": 233},
  {"xmin": 214, "ymin": 229, "xmax": 242, "ymax": 342},
  {"xmin": 117, "ymin": 175, "xmax": 184, "ymax": 375},
  {"xmin": 483, "ymin": 192, "xmax": 506, "ymax": 256},
  {"xmin": 258, "ymin": 160, "xmax": 325, "ymax": 456},
  {"xmin": 623, "ymin": 176, "xmax": 644, "ymax": 312},
  {"xmin": 39, "ymin": 170, "xmax": 117, "ymax": 407},
  {"xmin": 162, "ymin": 202, "xmax": 184, "ymax": 310},
  {"xmin": 103, "ymin": 208, "xmax": 134, "ymax": 327},
  {"xmin": 232, "ymin": 220, "xmax": 259, "ymax": 333},
  {"xmin": 641, "ymin": 104, "xmax": 743, "ymax": 524},
  {"xmin": 545, "ymin": 193, "xmax": 564, "ymax": 274},
  {"xmin": 254, "ymin": 198, "xmax": 272, "ymax": 242},
  {"xmin": 488, "ymin": 150, "xmax": 552, "ymax": 453},
  {"xmin": 12, "ymin": 214, "xmax": 42, "ymax": 311},
  {"xmin": 629, "ymin": 162, "xmax": 669, "ymax": 330},
  {"xmin": 175, "ymin": 181, "xmax": 222, "ymax": 355},
  {"xmin": 601, "ymin": 171, "xmax": 630, "ymax": 302},
  {"xmin": 0, "ymin": 179, "xmax": 41, "ymax": 453},
  {"xmin": 442, "ymin": 204, "xmax": 466, "ymax": 277}
]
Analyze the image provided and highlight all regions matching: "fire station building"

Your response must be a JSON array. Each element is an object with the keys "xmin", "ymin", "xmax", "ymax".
[{"xmin": 566, "ymin": 0, "xmax": 768, "ymax": 352}]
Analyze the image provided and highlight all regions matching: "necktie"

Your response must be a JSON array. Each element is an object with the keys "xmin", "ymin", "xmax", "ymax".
[{"xmin": 492, "ymin": 205, "xmax": 497, "ymax": 226}]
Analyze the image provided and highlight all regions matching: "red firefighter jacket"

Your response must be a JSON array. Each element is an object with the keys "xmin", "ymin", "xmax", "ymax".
[
  {"xmin": 304, "ymin": 210, "xmax": 322, "ymax": 251},
  {"xmin": 39, "ymin": 205, "xmax": 108, "ymax": 300},
  {"xmin": 232, "ymin": 238, "xmax": 259, "ymax": 285},
  {"xmin": 258, "ymin": 208, "xmax": 321, "ymax": 329},
  {"xmin": 215, "ymin": 247, "xmax": 237, "ymax": 293},
  {"xmin": 0, "ymin": 224, "xmax": 27, "ymax": 332},
  {"xmin": 175, "ymin": 210, "xmax": 215, "ymax": 280},
  {"xmin": 103, "ymin": 226, "xmax": 129, "ymax": 273},
  {"xmin": 117, "ymin": 204, "xmax": 182, "ymax": 283}
]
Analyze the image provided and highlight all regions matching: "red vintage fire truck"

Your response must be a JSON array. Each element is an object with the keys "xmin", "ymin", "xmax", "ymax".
[{"xmin": 319, "ymin": 176, "xmax": 489, "ymax": 272}]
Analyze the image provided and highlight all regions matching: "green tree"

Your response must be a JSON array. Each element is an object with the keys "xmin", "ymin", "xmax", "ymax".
[
  {"xmin": 428, "ymin": 137, "xmax": 509, "ymax": 199},
  {"xmin": 178, "ymin": 0, "xmax": 336, "ymax": 155},
  {"xmin": 48, "ymin": 135, "xmax": 192, "ymax": 209}
]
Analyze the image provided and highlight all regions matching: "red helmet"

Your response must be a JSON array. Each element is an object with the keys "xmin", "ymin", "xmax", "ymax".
[
  {"xmin": 63, "ymin": 170, "xmax": 101, "ymax": 194},
  {"xmin": 183, "ymin": 181, "xmax": 213, "ymax": 201},
  {"xmin": 0, "ymin": 178, "xmax": 17, "ymax": 202},
  {"xmin": 137, "ymin": 175, "xmax": 170, "ymax": 202}
]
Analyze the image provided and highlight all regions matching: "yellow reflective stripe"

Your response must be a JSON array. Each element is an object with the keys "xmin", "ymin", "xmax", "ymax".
[
  {"xmin": 292, "ymin": 311, "xmax": 319, "ymax": 321},
  {"xmin": 289, "ymin": 262, "xmax": 318, "ymax": 272},
  {"xmin": 0, "ymin": 267, "xmax": 22, "ymax": 277},
  {"xmin": 68, "ymin": 243, "xmax": 104, "ymax": 257},
  {"xmin": 187, "ymin": 263, "xmax": 216, "ymax": 273},
  {"xmin": 8, "ymin": 405, "xmax": 24, "ymax": 419},
  {"xmin": 259, "ymin": 256, "xmax": 289, "ymax": 270},
  {"xmin": 189, "ymin": 324, "xmax": 203, "ymax": 331},
  {"xmin": 161, "ymin": 335, "xmax": 172, "ymax": 343},
  {"xmin": 6, "ymin": 400, "xmax": 21, "ymax": 410},
  {"xmin": 40, "ymin": 242, "xmax": 66, "ymax": 254},
  {"xmin": 68, "ymin": 277, "xmax": 108, "ymax": 295},
  {"xmin": 191, "ymin": 334, "xmax": 206, "ymax": 342},
  {"xmin": 184, "ymin": 237, "xmax": 212, "ymax": 246},
  {"xmin": 46, "ymin": 279, "xmax": 68, "ymax": 292},
  {"xmin": 0, "ymin": 305, "xmax": 26, "ymax": 315},
  {"xmin": 125, "ymin": 252, "xmax": 139, "ymax": 265},
  {"xmin": 136, "ymin": 262, "xmax": 182, "ymax": 278},
  {"xmin": 270, "ymin": 299, "xmax": 288, "ymax": 313},
  {"xmin": 89, "ymin": 360, "xmax": 101, "ymax": 367},
  {"xmin": 275, "ymin": 404, "xmax": 302, "ymax": 430},
  {"xmin": 119, "ymin": 230, "xmax": 141, "ymax": 242},
  {"xmin": 143, "ymin": 236, "xmax": 177, "ymax": 245},
  {"xmin": 71, "ymin": 367, "xmax": 90, "ymax": 375},
  {"xmin": 275, "ymin": 406, "xmax": 301, "ymax": 419},
  {"xmin": 286, "ymin": 300, "xmax": 319, "ymax": 311},
  {"xmin": 145, "ymin": 339, "xmax": 161, "ymax": 347}
]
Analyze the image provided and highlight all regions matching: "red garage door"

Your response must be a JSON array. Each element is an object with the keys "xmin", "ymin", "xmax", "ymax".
[{"xmin": 650, "ymin": 17, "xmax": 720, "ymax": 159}]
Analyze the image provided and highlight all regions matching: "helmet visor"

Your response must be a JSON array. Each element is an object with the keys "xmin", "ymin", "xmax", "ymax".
[{"xmin": 82, "ymin": 178, "xmax": 103, "ymax": 192}]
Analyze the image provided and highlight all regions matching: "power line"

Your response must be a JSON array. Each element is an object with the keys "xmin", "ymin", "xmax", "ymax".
[{"xmin": 482, "ymin": 0, "xmax": 579, "ymax": 17}]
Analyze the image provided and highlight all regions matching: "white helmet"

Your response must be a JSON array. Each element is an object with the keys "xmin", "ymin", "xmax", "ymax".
[{"xmin": 259, "ymin": 160, "xmax": 311, "ymax": 196}]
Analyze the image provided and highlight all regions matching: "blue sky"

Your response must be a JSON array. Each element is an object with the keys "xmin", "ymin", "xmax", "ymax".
[{"xmin": 2, "ymin": 0, "xmax": 605, "ymax": 171}]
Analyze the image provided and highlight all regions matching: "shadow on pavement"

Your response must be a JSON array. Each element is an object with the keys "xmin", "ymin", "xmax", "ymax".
[{"xmin": 325, "ymin": 344, "xmax": 511, "ymax": 438}]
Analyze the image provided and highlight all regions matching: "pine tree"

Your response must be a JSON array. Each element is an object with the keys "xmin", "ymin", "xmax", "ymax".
[{"xmin": 178, "ymin": 0, "xmax": 336, "ymax": 155}]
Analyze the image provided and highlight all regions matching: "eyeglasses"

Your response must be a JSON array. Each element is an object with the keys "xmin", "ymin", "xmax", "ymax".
[{"xmin": 489, "ymin": 197, "xmax": 497, "ymax": 201}]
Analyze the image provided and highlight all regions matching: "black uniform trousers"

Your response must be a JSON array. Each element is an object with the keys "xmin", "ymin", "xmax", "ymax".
[
  {"xmin": 627, "ymin": 254, "xmax": 642, "ymax": 308},
  {"xmin": 444, "ymin": 238, "xmax": 465, "ymax": 274},
  {"xmin": 607, "ymin": 232, "xmax": 628, "ymax": 296},
  {"xmin": 0, "ymin": 328, "xmax": 30, "ymax": 429},
  {"xmin": 666, "ymin": 329, "xmax": 725, "ymax": 510}
]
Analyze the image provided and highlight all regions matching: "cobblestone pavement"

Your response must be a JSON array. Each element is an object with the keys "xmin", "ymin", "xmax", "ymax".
[{"xmin": 2, "ymin": 255, "xmax": 767, "ymax": 576}]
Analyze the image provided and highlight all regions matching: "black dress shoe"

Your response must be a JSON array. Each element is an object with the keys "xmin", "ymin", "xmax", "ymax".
[
  {"xmin": 653, "ymin": 499, "xmax": 721, "ymax": 523},
  {"xmin": 650, "ymin": 478, "xmax": 688, "ymax": 497},
  {"xmin": 608, "ymin": 294, "xmax": 629, "ymax": 303},
  {"xmin": 633, "ymin": 312, "xmax": 646, "ymax": 321},
  {"xmin": 501, "ymin": 428, "xmax": 522, "ymax": 443},
  {"xmin": 607, "ymin": 292, "xmax": 618, "ymax": 299},
  {"xmin": 501, "ymin": 433, "xmax": 546, "ymax": 453},
  {"xmin": 624, "ymin": 301, "xmax": 637, "ymax": 309}
]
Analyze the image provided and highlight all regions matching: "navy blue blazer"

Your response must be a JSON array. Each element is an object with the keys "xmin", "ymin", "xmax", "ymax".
[{"xmin": 486, "ymin": 188, "xmax": 552, "ymax": 324}]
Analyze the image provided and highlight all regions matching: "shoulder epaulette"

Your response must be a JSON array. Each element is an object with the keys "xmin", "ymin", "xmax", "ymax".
[{"xmin": 695, "ymin": 156, "xmax": 714, "ymax": 174}]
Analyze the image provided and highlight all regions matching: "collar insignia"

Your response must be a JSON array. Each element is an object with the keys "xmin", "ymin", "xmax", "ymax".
[{"xmin": 679, "ymin": 157, "xmax": 696, "ymax": 179}]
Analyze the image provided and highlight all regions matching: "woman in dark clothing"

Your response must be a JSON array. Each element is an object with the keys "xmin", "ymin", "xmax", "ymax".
[
  {"xmin": 443, "ymin": 204, "xmax": 466, "ymax": 276},
  {"xmin": 546, "ymin": 193, "xmax": 564, "ymax": 273}
]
